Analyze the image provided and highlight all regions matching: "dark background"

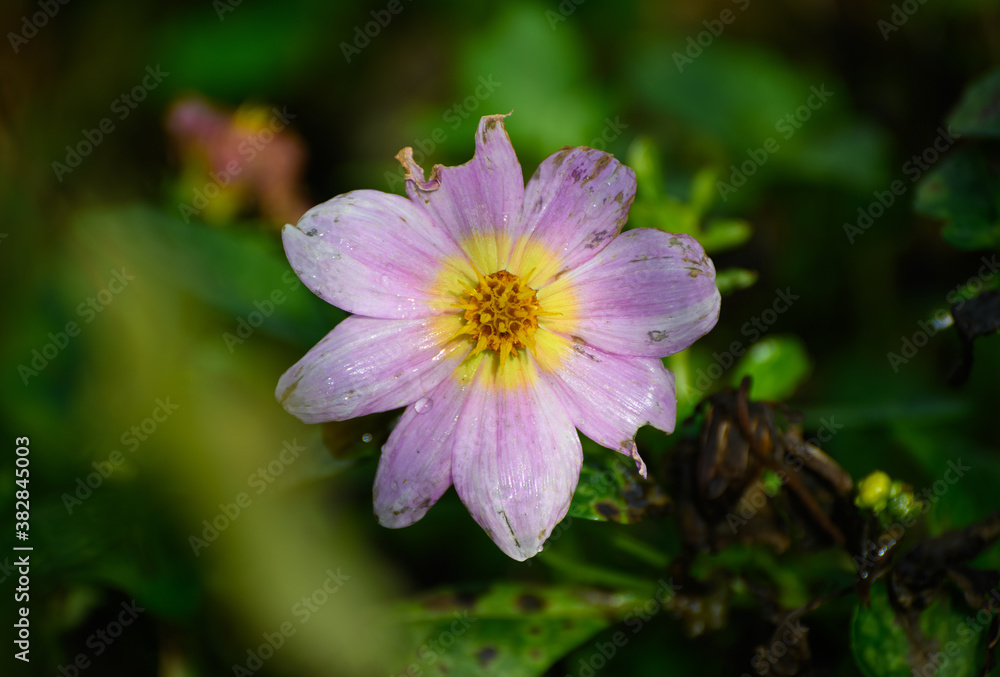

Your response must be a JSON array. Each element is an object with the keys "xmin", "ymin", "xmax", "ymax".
[{"xmin": 1, "ymin": 0, "xmax": 999, "ymax": 675}]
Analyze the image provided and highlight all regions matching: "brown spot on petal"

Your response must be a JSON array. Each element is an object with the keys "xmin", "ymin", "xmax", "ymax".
[
  {"xmin": 552, "ymin": 148, "xmax": 573, "ymax": 168},
  {"xmin": 279, "ymin": 377, "xmax": 301, "ymax": 406},
  {"xmin": 500, "ymin": 510, "xmax": 520, "ymax": 548},
  {"xmin": 648, "ymin": 330, "xmax": 669, "ymax": 342},
  {"xmin": 584, "ymin": 229, "xmax": 610, "ymax": 249},
  {"xmin": 582, "ymin": 155, "xmax": 611, "ymax": 185}
]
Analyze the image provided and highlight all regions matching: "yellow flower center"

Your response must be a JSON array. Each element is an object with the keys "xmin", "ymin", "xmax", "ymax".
[{"xmin": 457, "ymin": 270, "xmax": 542, "ymax": 364}]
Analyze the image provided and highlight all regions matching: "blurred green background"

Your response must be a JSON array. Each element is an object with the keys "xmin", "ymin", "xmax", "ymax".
[{"xmin": 2, "ymin": 0, "xmax": 1000, "ymax": 675}]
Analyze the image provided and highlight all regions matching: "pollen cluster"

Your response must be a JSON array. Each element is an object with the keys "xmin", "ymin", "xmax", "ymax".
[{"xmin": 456, "ymin": 269, "xmax": 542, "ymax": 363}]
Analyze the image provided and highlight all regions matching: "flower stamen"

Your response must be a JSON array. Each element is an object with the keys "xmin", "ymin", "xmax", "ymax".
[{"xmin": 458, "ymin": 270, "xmax": 542, "ymax": 364}]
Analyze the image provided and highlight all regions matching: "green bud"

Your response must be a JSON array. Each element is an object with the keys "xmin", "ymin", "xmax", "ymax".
[{"xmin": 856, "ymin": 470, "xmax": 892, "ymax": 512}]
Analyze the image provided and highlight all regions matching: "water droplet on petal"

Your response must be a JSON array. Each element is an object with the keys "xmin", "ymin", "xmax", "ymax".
[
  {"xmin": 379, "ymin": 274, "xmax": 390, "ymax": 286},
  {"xmin": 362, "ymin": 433, "xmax": 373, "ymax": 443},
  {"xmin": 414, "ymin": 397, "xmax": 432, "ymax": 414}
]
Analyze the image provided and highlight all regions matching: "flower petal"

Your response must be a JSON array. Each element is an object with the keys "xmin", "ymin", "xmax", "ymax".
[
  {"xmin": 451, "ymin": 354, "xmax": 582, "ymax": 561},
  {"xmin": 508, "ymin": 147, "xmax": 636, "ymax": 288},
  {"xmin": 397, "ymin": 114, "xmax": 525, "ymax": 274},
  {"xmin": 539, "ymin": 229, "xmax": 720, "ymax": 358},
  {"xmin": 276, "ymin": 314, "xmax": 470, "ymax": 424},
  {"xmin": 373, "ymin": 372, "xmax": 474, "ymax": 528},
  {"xmin": 283, "ymin": 190, "xmax": 471, "ymax": 319},
  {"xmin": 534, "ymin": 329, "xmax": 675, "ymax": 477}
]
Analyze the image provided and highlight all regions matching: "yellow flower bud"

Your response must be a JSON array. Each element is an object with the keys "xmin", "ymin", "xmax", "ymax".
[{"xmin": 855, "ymin": 470, "xmax": 892, "ymax": 512}]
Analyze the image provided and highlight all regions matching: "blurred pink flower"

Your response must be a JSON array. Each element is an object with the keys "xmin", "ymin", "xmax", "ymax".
[{"xmin": 166, "ymin": 97, "xmax": 309, "ymax": 227}]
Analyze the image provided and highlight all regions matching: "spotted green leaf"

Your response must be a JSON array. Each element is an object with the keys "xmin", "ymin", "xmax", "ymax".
[
  {"xmin": 915, "ymin": 146, "xmax": 1000, "ymax": 250},
  {"xmin": 567, "ymin": 445, "xmax": 670, "ymax": 524},
  {"xmin": 391, "ymin": 584, "xmax": 643, "ymax": 677},
  {"xmin": 947, "ymin": 69, "xmax": 1000, "ymax": 138},
  {"xmin": 851, "ymin": 583, "xmax": 989, "ymax": 677}
]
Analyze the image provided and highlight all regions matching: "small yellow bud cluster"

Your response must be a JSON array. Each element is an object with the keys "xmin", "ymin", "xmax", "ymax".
[{"xmin": 855, "ymin": 470, "xmax": 921, "ymax": 524}]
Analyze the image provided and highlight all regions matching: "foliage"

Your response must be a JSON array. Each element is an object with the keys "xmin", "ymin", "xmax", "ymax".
[{"xmin": 3, "ymin": 2, "xmax": 1000, "ymax": 676}]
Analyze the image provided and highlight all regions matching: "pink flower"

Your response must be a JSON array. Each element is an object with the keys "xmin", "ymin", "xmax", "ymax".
[{"xmin": 276, "ymin": 114, "xmax": 720, "ymax": 560}]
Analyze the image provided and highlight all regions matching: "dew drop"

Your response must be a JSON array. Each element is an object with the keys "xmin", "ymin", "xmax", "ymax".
[
  {"xmin": 414, "ymin": 397, "xmax": 432, "ymax": 414},
  {"xmin": 362, "ymin": 433, "xmax": 373, "ymax": 443},
  {"xmin": 379, "ymin": 274, "xmax": 390, "ymax": 286}
]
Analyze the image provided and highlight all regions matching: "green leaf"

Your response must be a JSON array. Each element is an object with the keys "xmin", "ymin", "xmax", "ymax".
[
  {"xmin": 731, "ymin": 336, "xmax": 812, "ymax": 401},
  {"xmin": 948, "ymin": 69, "xmax": 1000, "ymax": 138},
  {"xmin": 688, "ymin": 167, "xmax": 720, "ymax": 220},
  {"xmin": 627, "ymin": 136, "xmax": 666, "ymax": 203},
  {"xmin": 715, "ymin": 267, "xmax": 758, "ymax": 295},
  {"xmin": 915, "ymin": 146, "xmax": 1000, "ymax": 250},
  {"xmin": 73, "ymin": 206, "xmax": 341, "ymax": 346},
  {"xmin": 700, "ymin": 217, "xmax": 753, "ymax": 253},
  {"xmin": 391, "ymin": 584, "xmax": 642, "ymax": 677},
  {"xmin": 629, "ymin": 43, "xmax": 888, "ymax": 192},
  {"xmin": 851, "ymin": 583, "xmax": 989, "ymax": 677},
  {"xmin": 567, "ymin": 444, "xmax": 670, "ymax": 524},
  {"xmin": 150, "ymin": 0, "xmax": 342, "ymax": 98},
  {"xmin": 456, "ymin": 5, "xmax": 605, "ymax": 160}
]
